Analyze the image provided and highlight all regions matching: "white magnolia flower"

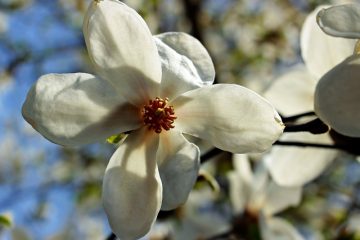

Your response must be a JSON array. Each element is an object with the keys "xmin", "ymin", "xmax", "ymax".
[
  {"xmin": 263, "ymin": 6, "xmax": 349, "ymax": 187},
  {"xmin": 314, "ymin": 4, "xmax": 360, "ymax": 137},
  {"xmin": 228, "ymin": 154, "xmax": 304, "ymax": 240},
  {"xmin": 22, "ymin": 0, "xmax": 284, "ymax": 239}
]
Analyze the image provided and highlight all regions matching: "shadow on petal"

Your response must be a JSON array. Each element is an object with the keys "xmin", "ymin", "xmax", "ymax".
[{"xmin": 103, "ymin": 129, "xmax": 162, "ymax": 239}]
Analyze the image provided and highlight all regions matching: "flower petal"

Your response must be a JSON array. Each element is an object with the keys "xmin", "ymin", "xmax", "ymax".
[
  {"xmin": 317, "ymin": 4, "xmax": 360, "ymax": 39},
  {"xmin": 102, "ymin": 128, "xmax": 162, "ymax": 239},
  {"xmin": 155, "ymin": 32, "xmax": 215, "ymax": 85},
  {"xmin": 154, "ymin": 37, "xmax": 204, "ymax": 100},
  {"xmin": 314, "ymin": 55, "xmax": 360, "ymax": 137},
  {"xmin": 157, "ymin": 130, "xmax": 200, "ymax": 210},
  {"xmin": 171, "ymin": 84, "xmax": 284, "ymax": 153},
  {"xmin": 264, "ymin": 65, "xmax": 317, "ymax": 116},
  {"xmin": 301, "ymin": 5, "xmax": 356, "ymax": 79},
  {"xmin": 174, "ymin": 188, "xmax": 230, "ymax": 239},
  {"xmin": 22, "ymin": 73, "xmax": 140, "ymax": 147},
  {"xmin": 228, "ymin": 154, "xmax": 254, "ymax": 213},
  {"xmin": 266, "ymin": 132, "xmax": 337, "ymax": 187},
  {"xmin": 263, "ymin": 181, "xmax": 302, "ymax": 216},
  {"xmin": 83, "ymin": 0, "xmax": 162, "ymax": 106},
  {"xmin": 248, "ymin": 161, "xmax": 270, "ymax": 213},
  {"xmin": 260, "ymin": 216, "xmax": 304, "ymax": 240}
]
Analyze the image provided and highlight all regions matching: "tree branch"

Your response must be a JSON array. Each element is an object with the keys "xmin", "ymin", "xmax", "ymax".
[
  {"xmin": 106, "ymin": 233, "xmax": 117, "ymax": 240},
  {"xmin": 280, "ymin": 111, "xmax": 316, "ymax": 122},
  {"xmin": 284, "ymin": 118, "xmax": 330, "ymax": 134}
]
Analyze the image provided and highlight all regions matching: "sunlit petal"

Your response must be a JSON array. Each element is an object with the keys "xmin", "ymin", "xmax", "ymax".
[
  {"xmin": 264, "ymin": 65, "xmax": 316, "ymax": 116},
  {"xmin": 263, "ymin": 181, "xmax": 302, "ymax": 216},
  {"xmin": 157, "ymin": 130, "xmax": 200, "ymax": 210},
  {"xmin": 172, "ymin": 84, "xmax": 284, "ymax": 153},
  {"xmin": 22, "ymin": 73, "xmax": 140, "ymax": 147},
  {"xmin": 83, "ymin": 0, "xmax": 162, "ymax": 106},
  {"xmin": 301, "ymin": 5, "xmax": 356, "ymax": 79},
  {"xmin": 267, "ymin": 132, "xmax": 336, "ymax": 187},
  {"xmin": 228, "ymin": 154, "xmax": 254, "ymax": 213},
  {"xmin": 102, "ymin": 128, "xmax": 162, "ymax": 239},
  {"xmin": 315, "ymin": 55, "xmax": 360, "ymax": 137},
  {"xmin": 248, "ymin": 161, "xmax": 269, "ymax": 213}
]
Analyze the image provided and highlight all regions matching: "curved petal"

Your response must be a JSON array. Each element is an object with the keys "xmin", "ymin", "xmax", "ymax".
[
  {"xmin": 154, "ymin": 37, "xmax": 204, "ymax": 100},
  {"xmin": 248, "ymin": 161, "xmax": 269, "ymax": 213},
  {"xmin": 171, "ymin": 84, "xmax": 284, "ymax": 153},
  {"xmin": 155, "ymin": 32, "xmax": 215, "ymax": 85},
  {"xmin": 102, "ymin": 128, "xmax": 162, "ymax": 240},
  {"xmin": 266, "ymin": 132, "xmax": 337, "ymax": 187},
  {"xmin": 260, "ymin": 216, "xmax": 304, "ymax": 240},
  {"xmin": 300, "ymin": 5, "xmax": 356, "ymax": 79},
  {"xmin": 317, "ymin": 4, "xmax": 360, "ymax": 39},
  {"xmin": 22, "ymin": 73, "xmax": 140, "ymax": 147},
  {"xmin": 83, "ymin": 0, "xmax": 161, "ymax": 106},
  {"xmin": 157, "ymin": 130, "xmax": 200, "ymax": 210},
  {"xmin": 314, "ymin": 55, "xmax": 360, "ymax": 137},
  {"xmin": 263, "ymin": 181, "xmax": 302, "ymax": 216},
  {"xmin": 233, "ymin": 154, "xmax": 254, "ymax": 188},
  {"xmin": 228, "ymin": 154, "xmax": 253, "ymax": 213},
  {"xmin": 264, "ymin": 65, "xmax": 317, "ymax": 116}
]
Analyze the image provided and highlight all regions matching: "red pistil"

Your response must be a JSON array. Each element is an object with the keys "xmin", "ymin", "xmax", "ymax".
[{"xmin": 142, "ymin": 97, "xmax": 177, "ymax": 133}]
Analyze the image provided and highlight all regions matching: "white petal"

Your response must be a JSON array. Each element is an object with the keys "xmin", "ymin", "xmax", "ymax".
[
  {"xmin": 83, "ymin": 0, "xmax": 162, "ymax": 106},
  {"xmin": 317, "ymin": 4, "xmax": 360, "ymax": 39},
  {"xmin": 22, "ymin": 73, "xmax": 140, "ymax": 147},
  {"xmin": 263, "ymin": 181, "xmax": 302, "ymax": 216},
  {"xmin": 156, "ymin": 32, "xmax": 215, "ymax": 85},
  {"xmin": 154, "ymin": 37, "xmax": 204, "ymax": 100},
  {"xmin": 233, "ymin": 154, "xmax": 254, "ymax": 188},
  {"xmin": 157, "ymin": 130, "xmax": 200, "ymax": 210},
  {"xmin": 228, "ymin": 154, "xmax": 253, "ymax": 213},
  {"xmin": 175, "ymin": 188, "xmax": 230, "ymax": 239},
  {"xmin": 264, "ymin": 65, "xmax": 317, "ymax": 116},
  {"xmin": 260, "ymin": 216, "xmax": 304, "ymax": 240},
  {"xmin": 267, "ymin": 132, "xmax": 337, "ymax": 187},
  {"xmin": 171, "ymin": 84, "xmax": 284, "ymax": 153},
  {"xmin": 301, "ymin": 5, "xmax": 356, "ymax": 79},
  {"xmin": 102, "ymin": 128, "xmax": 162, "ymax": 240},
  {"xmin": 314, "ymin": 55, "xmax": 360, "ymax": 137},
  {"xmin": 248, "ymin": 161, "xmax": 270, "ymax": 213}
]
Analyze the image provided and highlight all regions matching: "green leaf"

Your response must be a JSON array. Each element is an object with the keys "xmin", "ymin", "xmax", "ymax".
[
  {"xmin": 0, "ymin": 214, "xmax": 12, "ymax": 227},
  {"xmin": 106, "ymin": 133, "xmax": 127, "ymax": 144}
]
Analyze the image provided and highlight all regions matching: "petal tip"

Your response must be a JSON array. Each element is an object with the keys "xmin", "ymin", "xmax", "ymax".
[{"xmin": 274, "ymin": 112, "xmax": 285, "ymax": 129}]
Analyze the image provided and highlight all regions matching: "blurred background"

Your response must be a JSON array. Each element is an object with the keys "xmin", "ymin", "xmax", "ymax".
[{"xmin": 0, "ymin": 0, "xmax": 359, "ymax": 239}]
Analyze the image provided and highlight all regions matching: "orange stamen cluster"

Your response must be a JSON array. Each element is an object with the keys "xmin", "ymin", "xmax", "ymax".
[{"xmin": 142, "ymin": 97, "xmax": 177, "ymax": 133}]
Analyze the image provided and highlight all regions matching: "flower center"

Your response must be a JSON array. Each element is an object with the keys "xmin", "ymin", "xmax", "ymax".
[{"xmin": 142, "ymin": 97, "xmax": 177, "ymax": 133}]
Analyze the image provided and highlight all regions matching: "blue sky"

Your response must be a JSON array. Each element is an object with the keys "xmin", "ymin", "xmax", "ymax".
[{"xmin": 0, "ymin": 1, "xmax": 108, "ymax": 239}]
